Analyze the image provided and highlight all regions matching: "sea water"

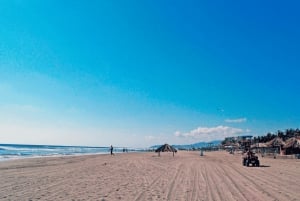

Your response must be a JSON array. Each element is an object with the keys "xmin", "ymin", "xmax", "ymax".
[{"xmin": 0, "ymin": 144, "xmax": 143, "ymax": 161}]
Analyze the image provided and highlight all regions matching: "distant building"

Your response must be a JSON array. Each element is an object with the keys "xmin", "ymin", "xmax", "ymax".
[
  {"xmin": 223, "ymin": 135, "xmax": 253, "ymax": 150},
  {"xmin": 224, "ymin": 135, "xmax": 253, "ymax": 142}
]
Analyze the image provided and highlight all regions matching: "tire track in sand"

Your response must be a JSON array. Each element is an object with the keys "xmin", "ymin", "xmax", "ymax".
[
  {"xmin": 213, "ymin": 163, "xmax": 249, "ymax": 201},
  {"xmin": 166, "ymin": 163, "xmax": 184, "ymax": 200},
  {"xmin": 133, "ymin": 170, "xmax": 166, "ymax": 201},
  {"xmin": 190, "ymin": 161, "xmax": 207, "ymax": 201},
  {"xmin": 190, "ymin": 163, "xmax": 199, "ymax": 201},
  {"xmin": 202, "ymin": 162, "xmax": 222, "ymax": 201},
  {"xmin": 223, "ymin": 163, "xmax": 279, "ymax": 201}
]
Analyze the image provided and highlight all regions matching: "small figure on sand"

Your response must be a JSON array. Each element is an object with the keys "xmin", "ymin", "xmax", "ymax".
[{"xmin": 110, "ymin": 145, "xmax": 114, "ymax": 155}]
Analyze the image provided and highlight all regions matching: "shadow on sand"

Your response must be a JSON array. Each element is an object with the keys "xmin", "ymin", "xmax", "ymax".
[
  {"xmin": 244, "ymin": 165, "xmax": 270, "ymax": 168},
  {"xmin": 259, "ymin": 165, "xmax": 271, "ymax": 168}
]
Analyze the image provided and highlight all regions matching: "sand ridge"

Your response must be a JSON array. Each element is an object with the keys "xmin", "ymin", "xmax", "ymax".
[{"xmin": 0, "ymin": 151, "xmax": 299, "ymax": 200}]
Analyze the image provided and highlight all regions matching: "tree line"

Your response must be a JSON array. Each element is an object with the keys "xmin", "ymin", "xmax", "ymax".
[
  {"xmin": 221, "ymin": 128, "xmax": 300, "ymax": 145},
  {"xmin": 253, "ymin": 128, "xmax": 300, "ymax": 143}
]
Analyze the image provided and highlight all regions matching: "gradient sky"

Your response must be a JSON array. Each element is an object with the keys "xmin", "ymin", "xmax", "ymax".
[{"xmin": 1, "ymin": 0, "xmax": 299, "ymax": 147}]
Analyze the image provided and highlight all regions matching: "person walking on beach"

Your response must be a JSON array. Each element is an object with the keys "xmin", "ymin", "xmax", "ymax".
[{"xmin": 110, "ymin": 145, "xmax": 114, "ymax": 155}]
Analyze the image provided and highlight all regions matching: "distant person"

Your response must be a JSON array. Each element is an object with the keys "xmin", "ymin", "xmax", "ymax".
[
  {"xmin": 110, "ymin": 145, "xmax": 114, "ymax": 155},
  {"xmin": 247, "ymin": 150, "xmax": 253, "ymax": 159}
]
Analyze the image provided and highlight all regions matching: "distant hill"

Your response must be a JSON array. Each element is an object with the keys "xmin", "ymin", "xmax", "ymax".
[{"xmin": 150, "ymin": 140, "xmax": 222, "ymax": 150}]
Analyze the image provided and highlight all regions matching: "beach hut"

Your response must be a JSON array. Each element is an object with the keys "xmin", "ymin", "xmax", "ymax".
[
  {"xmin": 266, "ymin": 137, "xmax": 285, "ymax": 155},
  {"xmin": 251, "ymin": 143, "xmax": 267, "ymax": 154},
  {"xmin": 155, "ymin": 144, "xmax": 177, "ymax": 157},
  {"xmin": 283, "ymin": 137, "xmax": 300, "ymax": 155},
  {"xmin": 266, "ymin": 137, "xmax": 285, "ymax": 147}
]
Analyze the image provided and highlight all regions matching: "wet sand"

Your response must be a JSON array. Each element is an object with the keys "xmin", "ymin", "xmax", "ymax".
[{"xmin": 0, "ymin": 151, "xmax": 299, "ymax": 201}]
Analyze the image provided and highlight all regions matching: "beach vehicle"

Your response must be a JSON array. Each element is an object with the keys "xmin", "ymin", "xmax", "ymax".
[{"xmin": 243, "ymin": 151, "xmax": 260, "ymax": 167}]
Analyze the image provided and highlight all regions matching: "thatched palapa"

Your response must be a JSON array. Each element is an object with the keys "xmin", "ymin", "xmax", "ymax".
[
  {"xmin": 155, "ymin": 144, "xmax": 177, "ymax": 156},
  {"xmin": 283, "ymin": 137, "xmax": 300, "ymax": 155},
  {"xmin": 265, "ymin": 137, "xmax": 285, "ymax": 147},
  {"xmin": 265, "ymin": 137, "xmax": 286, "ymax": 155}
]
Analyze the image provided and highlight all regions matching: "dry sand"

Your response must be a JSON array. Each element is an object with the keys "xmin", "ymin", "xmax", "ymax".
[{"xmin": 0, "ymin": 151, "xmax": 299, "ymax": 201}]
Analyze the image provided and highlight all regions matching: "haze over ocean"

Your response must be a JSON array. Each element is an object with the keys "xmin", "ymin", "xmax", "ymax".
[{"xmin": 0, "ymin": 1, "xmax": 299, "ymax": 147}]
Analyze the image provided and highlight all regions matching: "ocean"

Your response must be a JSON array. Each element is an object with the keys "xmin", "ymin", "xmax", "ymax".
[{"xmin": 0, "ymin": 144, "xmax": 144, "ymax": 161}]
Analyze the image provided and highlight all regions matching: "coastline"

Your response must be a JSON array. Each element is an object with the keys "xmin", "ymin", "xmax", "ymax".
[
  {"xmin": 0, "ymin": 151, "xmax": 299, "ymax": 200},
  {"xmin": 0, "ymin": 144, "xmax": 147, "ymax": 162}
]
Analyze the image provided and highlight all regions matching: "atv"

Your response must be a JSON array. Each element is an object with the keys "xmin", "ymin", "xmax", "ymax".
[{"xmin": 243, "ymin": 152, "xmax": 260, "ymax": 167}]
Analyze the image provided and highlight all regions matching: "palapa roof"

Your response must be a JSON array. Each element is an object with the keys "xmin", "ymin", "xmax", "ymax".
[
  {"xmin": 283, "ymin": 137, "xmax": 300, "ymax": 149},
  {"xmin": 266, "ymin": 137, "xmax": 285, "ymax": 147},
  {"xmin": 155, "ymin": 144, "xmax": 177, "ymax": 153}
]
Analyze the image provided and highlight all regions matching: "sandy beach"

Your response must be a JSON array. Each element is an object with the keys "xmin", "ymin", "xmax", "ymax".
[{"xmin": 0, "ymin": 151, "xmax": 299, "ymax": 201}]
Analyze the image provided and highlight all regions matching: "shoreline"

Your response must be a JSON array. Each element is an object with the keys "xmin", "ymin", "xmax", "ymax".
[
  {"xmin": 0, "ymin": 150, "xmax": 148, "ymax": 163},
  {"xmin": 0, "ymin": 143, "xmax": 148, "ymax": 162}
]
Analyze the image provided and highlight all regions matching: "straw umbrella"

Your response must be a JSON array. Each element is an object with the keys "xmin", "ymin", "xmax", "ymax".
[{"xmin": 155, "ymin": 144, "xmax": 177, "ymax": 157}]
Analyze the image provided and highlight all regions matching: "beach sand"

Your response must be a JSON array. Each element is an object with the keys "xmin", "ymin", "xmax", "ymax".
[{"xmin": 0, "ymin": 151, "xmax": 299, "ymax": 201}]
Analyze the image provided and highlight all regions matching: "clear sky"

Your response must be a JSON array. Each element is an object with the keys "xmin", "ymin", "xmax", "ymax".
[{"xmin": 1, "ymin": 0, "xmax": 299, "ymax": 147}]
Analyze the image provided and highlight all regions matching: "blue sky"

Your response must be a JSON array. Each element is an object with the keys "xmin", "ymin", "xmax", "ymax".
[{"xmin": 0, "ymin": 0, "xmax": 299, "ymax": 147}]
